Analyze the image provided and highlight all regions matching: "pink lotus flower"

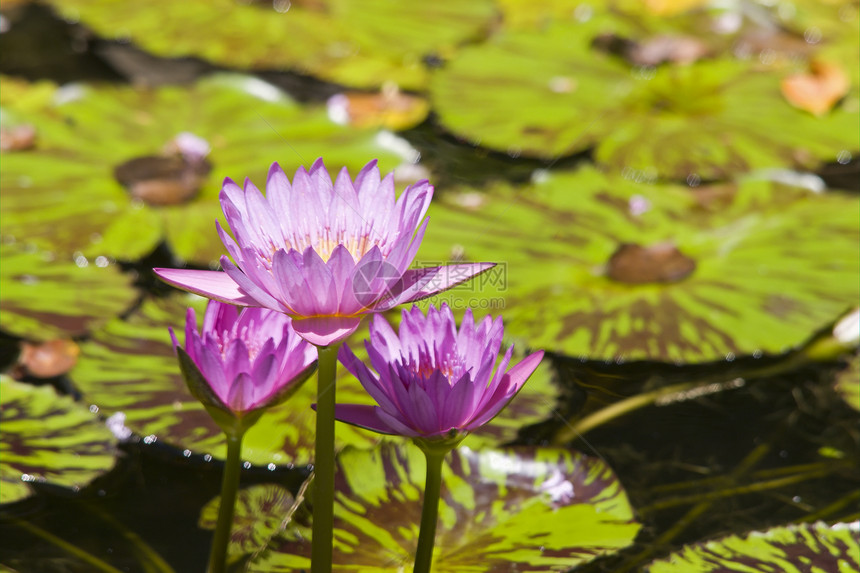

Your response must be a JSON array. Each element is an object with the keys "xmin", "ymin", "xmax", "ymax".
[
  {"xmin": 155, "ymin": 159, "xmax": 494, "ymax": 346},
  {"xmin": 333, "ymin": 304, "xmax": 544, "ymax": 440},
  {"xmin": 171, "ymin": 300, "xmax": 317, "ymax": 423}
]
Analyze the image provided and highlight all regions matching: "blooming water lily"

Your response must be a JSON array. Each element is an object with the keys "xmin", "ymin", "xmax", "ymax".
[
  {"xmin": 171, "ymin": 300, "xmax": 316, "ymax": 573},
  {"xmin": 155, "ymin": 158, "xmax": 492, "ymax": 346},
  {"xmin": 333, "ymin": 303, "xmax": 543, "ymax": 573}
]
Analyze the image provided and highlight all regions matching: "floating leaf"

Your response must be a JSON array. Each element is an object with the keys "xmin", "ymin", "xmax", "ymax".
[
  {"xmin": 834, "ymin": 355, "xmax": 859, "ymax": 411},
  {"xmin": 430, "ymin": 25, "xmax": 858, "ymax": 179},
  {"xmin": 199, "ymin": 484, "xmax": 303, "ymax": 563},
  {"xmin": 781, "ymin": 60, "xmax": 850, "ymax": 115},
  {"xmin": 0, "ymin": 242, "xmax": 137, "ymax": 340},
  {"xmin": 46, "ymin": 0, "xmax": 496, "ymax": 90},
  {"xmin": 0, "ymin": 376, "xmax": 119, "ymax": 504},
  {"xmin": 646, "ymin": 521, "xmax": 860, "ymax": 572},
  {"xmin": 414, "ymin": 167, "xmax": 860, "ymax": 363},
  {"xmin": 0, "ymin": 74, "xmax": 412, "ymax": 265},
  {"xmin": 250, "ymin": 442, "xmax": 640, "ymax": 571},
  {"xmin": 430, "ymin": 22, "xmax": 632, "ymax": 159}
]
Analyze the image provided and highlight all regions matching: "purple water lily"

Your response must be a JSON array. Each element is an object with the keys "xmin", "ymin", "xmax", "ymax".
[
  {"xmin": 171, "ymin": 300, "xmax": 317, "ymax": 419},
  {"xmin": 155, "ymin": 159, "xmax": 494, "ymax": 346},
  {"xmin": 334, "ymin": 304, "xmax": 544, "ymax": 440}
]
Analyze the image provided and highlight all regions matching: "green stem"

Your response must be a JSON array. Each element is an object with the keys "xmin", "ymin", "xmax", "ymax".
[
  {"xmin": 208, "ymin": 432, "xmax": 244, "ymax": 573},
  {"xmin": 413, "ymin": 449, "xmax": 447, "ymax": 573},
  {"xmin": 311, "ymin": 344, "xmax": 340, "ymax": 573},
  {"xmin": 553, "ymin": 379, "xmax": 729, "ymax": 444}
]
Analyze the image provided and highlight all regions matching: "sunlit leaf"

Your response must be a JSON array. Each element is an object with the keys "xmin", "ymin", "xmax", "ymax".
[
  {"xmin": 414, "ymin": 166, "xmax": 860, "ymax": 363},
  {"xmin": 0, "ymin": 74, "xmax": 413, "ymax": 265},
  {"xmin": 0, "ymin": 376, "xmax": 119, "ymax": 504},
  {"xmin": 0, "ymin": 242, "xmax": 137, "ymax": 340},
  {"xmin": 646, "ymin": 521, "xmax": 860, "ymax": 572},
  {"xmin": 45, "ymin": 0, "xmax": 496, "ymax": 90},
  {"xmin": 430, "ymin": 22, "xmax": 632, "ymax": 159},
  {"xmin": 250, "ymin": 442, "xmax": 640, "ymax": 571},
  {"xmin": 199, "ymin": 483, "xmax": 303, "ymax": 563},
  {"xmin": 430, "ymin": 24, "xmax": 858, "ymax": 179}
]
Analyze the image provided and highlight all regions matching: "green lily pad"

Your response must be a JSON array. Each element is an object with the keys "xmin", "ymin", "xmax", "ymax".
[
  {"xmin": 0, "ymin": 74, "xmax": 412, "ymax": 265},
  {"xmin": 71, "ymin": 297, "xmax": 558, "ymax": 465},
  {"xmin": 250, "ymin": 442, "xmax": 641, "ymax": 571},
  {"xmin": 46, "ymin": 0, "xmax": 496, "ymax": 90},
  {"xmin": 199, "ymin": 483, "xmax": 303, "ymax": 564},
  {"xmin": 0, "ymin": 376, "xmax": 119, "ymax": 504},
  {"xmin": 414, "ymin": 167, "xmax": 860, "ymax": 363},
  {"xmin": 646, "ymin": 521, "xmax": 860, "ymax": 572},
  {"xmin": 0, "ymin": 242, "xmax": 137, "ymax": 340},
  {"xmin": 834, "ymin": 354, "xmax": 859, "ymax": 411},
  {"xmin": 430, "ymin": 24, "xmax": 857, "ymax": 179}
]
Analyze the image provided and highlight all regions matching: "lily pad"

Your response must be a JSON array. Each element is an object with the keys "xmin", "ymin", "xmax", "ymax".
[
  {"xmin": 46, "ymin": 0, "xmax": 496, "ymax": 90},
  {"xmin": 250, "ymin": 442, "xmax": 641, "ymax": 571},
  {"xmin": 71, "ymin": 296, "xmax": 559, "ymax": 465},
  {"xmin": 646, "ymin": 521, "xmax": 860, "ymax": 572},
  {"xmin": 834, "ymin": 354, "xmax": 859, "ymax": 411},
  {"xmin": 430, "ymin": 24, "xmax": 857, "ymax": 179},
  {"xmin": 0, "ymin": 376, "xmax": 119, "ymax": 504},
  {"xmin": 0, "ymin": 74, "xmax": 413, "ymax": 265},
  {"xmin": 0, "ymin": 242, "xmax": 137, "ymax": 340},
  {"xmin": 199, "ymin": 483, "xmax": 303, "ymax": 564},
  {"xmin": 414, "ymin": 167, "xmax": 860, "ymax": 363}
]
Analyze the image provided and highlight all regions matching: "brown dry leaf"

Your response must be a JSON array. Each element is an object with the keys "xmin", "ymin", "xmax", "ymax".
[
  {"xmin": 327, "ymin": 84, "xmax": 429, "ymax": 130},
  {"xmin": 628, "ymin": 35, "xmax": 710, "ymax": 66},
  {"xmin": 606, "ymin": 242, "xmax": 697, "ymax": 284},
  {"xmin": 0, "ymin": 124, "xmax": 36, "ymax": 152},
  {"xmin": 781, "ymin": 61, "xmax": 850, "ymax": 116},
  {"xmin": 18, "ymin": 339, "xmax": 80, "ymax": 378}
]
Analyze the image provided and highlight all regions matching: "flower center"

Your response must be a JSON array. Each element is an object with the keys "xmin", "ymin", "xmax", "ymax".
[
  {"xmin": 214, "ymin": 323, "xmax": 263, "ymax": 361},
  {"xmin": 407, "ymin": 349, "xmax": 465, "ymax": 385},
  {"xmin": 312, "ymin": 232, "xmax": 376, "ymax": 263}
]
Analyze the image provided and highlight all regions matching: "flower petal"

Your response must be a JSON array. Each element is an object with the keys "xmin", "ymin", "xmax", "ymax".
[
  {"xmin": 470, "ymin": 350, "xmax": 544, "ymax": 428},
  {"xmin": 220, "ymin": 256, "xmax": 284, "ymax": 311},
  {"xmin": 290, "ymin": 315, "xmax": 362, "ymax": 347},
  {"xmin": 153, "ymin": 268, "xmax": 260, "ymax": 306},
  {"xmin": 378, "ymin": 263, "xmax": 497, "ymax": 310},
  {"xmin": 331, "ymin": 404, "xmax": 398, "ymax": 435}
]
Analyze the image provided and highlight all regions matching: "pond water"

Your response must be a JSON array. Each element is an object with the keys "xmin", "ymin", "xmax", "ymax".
[{"xmin": 1, "ymin": 2, "xmax": 858, "ymax": 572}]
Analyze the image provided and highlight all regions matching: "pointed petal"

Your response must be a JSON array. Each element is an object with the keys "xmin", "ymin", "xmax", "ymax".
[
  {"xmin": 330, "ymin": 404, "xmax": 398, "ymax": 435},
  {"xmin": 471, "ymin": 351, "xmax": 544, "ymax": 427},
  {"xmin": 302, "ymin": 247, "xmax": 337, "ymax": 314},
  {"xmin": 353, "ymin": 159, "xmax": 380, "ymax": 199},
  {"xmin": 154, "ymin": 268, "xmax": 260, "ymax": 306},
  {"xmin": 375, "ymin": 407, "xmax": 420, "ymax": 437},
  {"xmin": 290, "ymin": 315, "xmax": 362, "ymax": 347},
  {"xmin": 378, "ymin": 263, "xmax": 497, "ymax": 310},
  {"xmin": 220, "ymin": 256, "xmax": 284, "ymax": 311}
]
